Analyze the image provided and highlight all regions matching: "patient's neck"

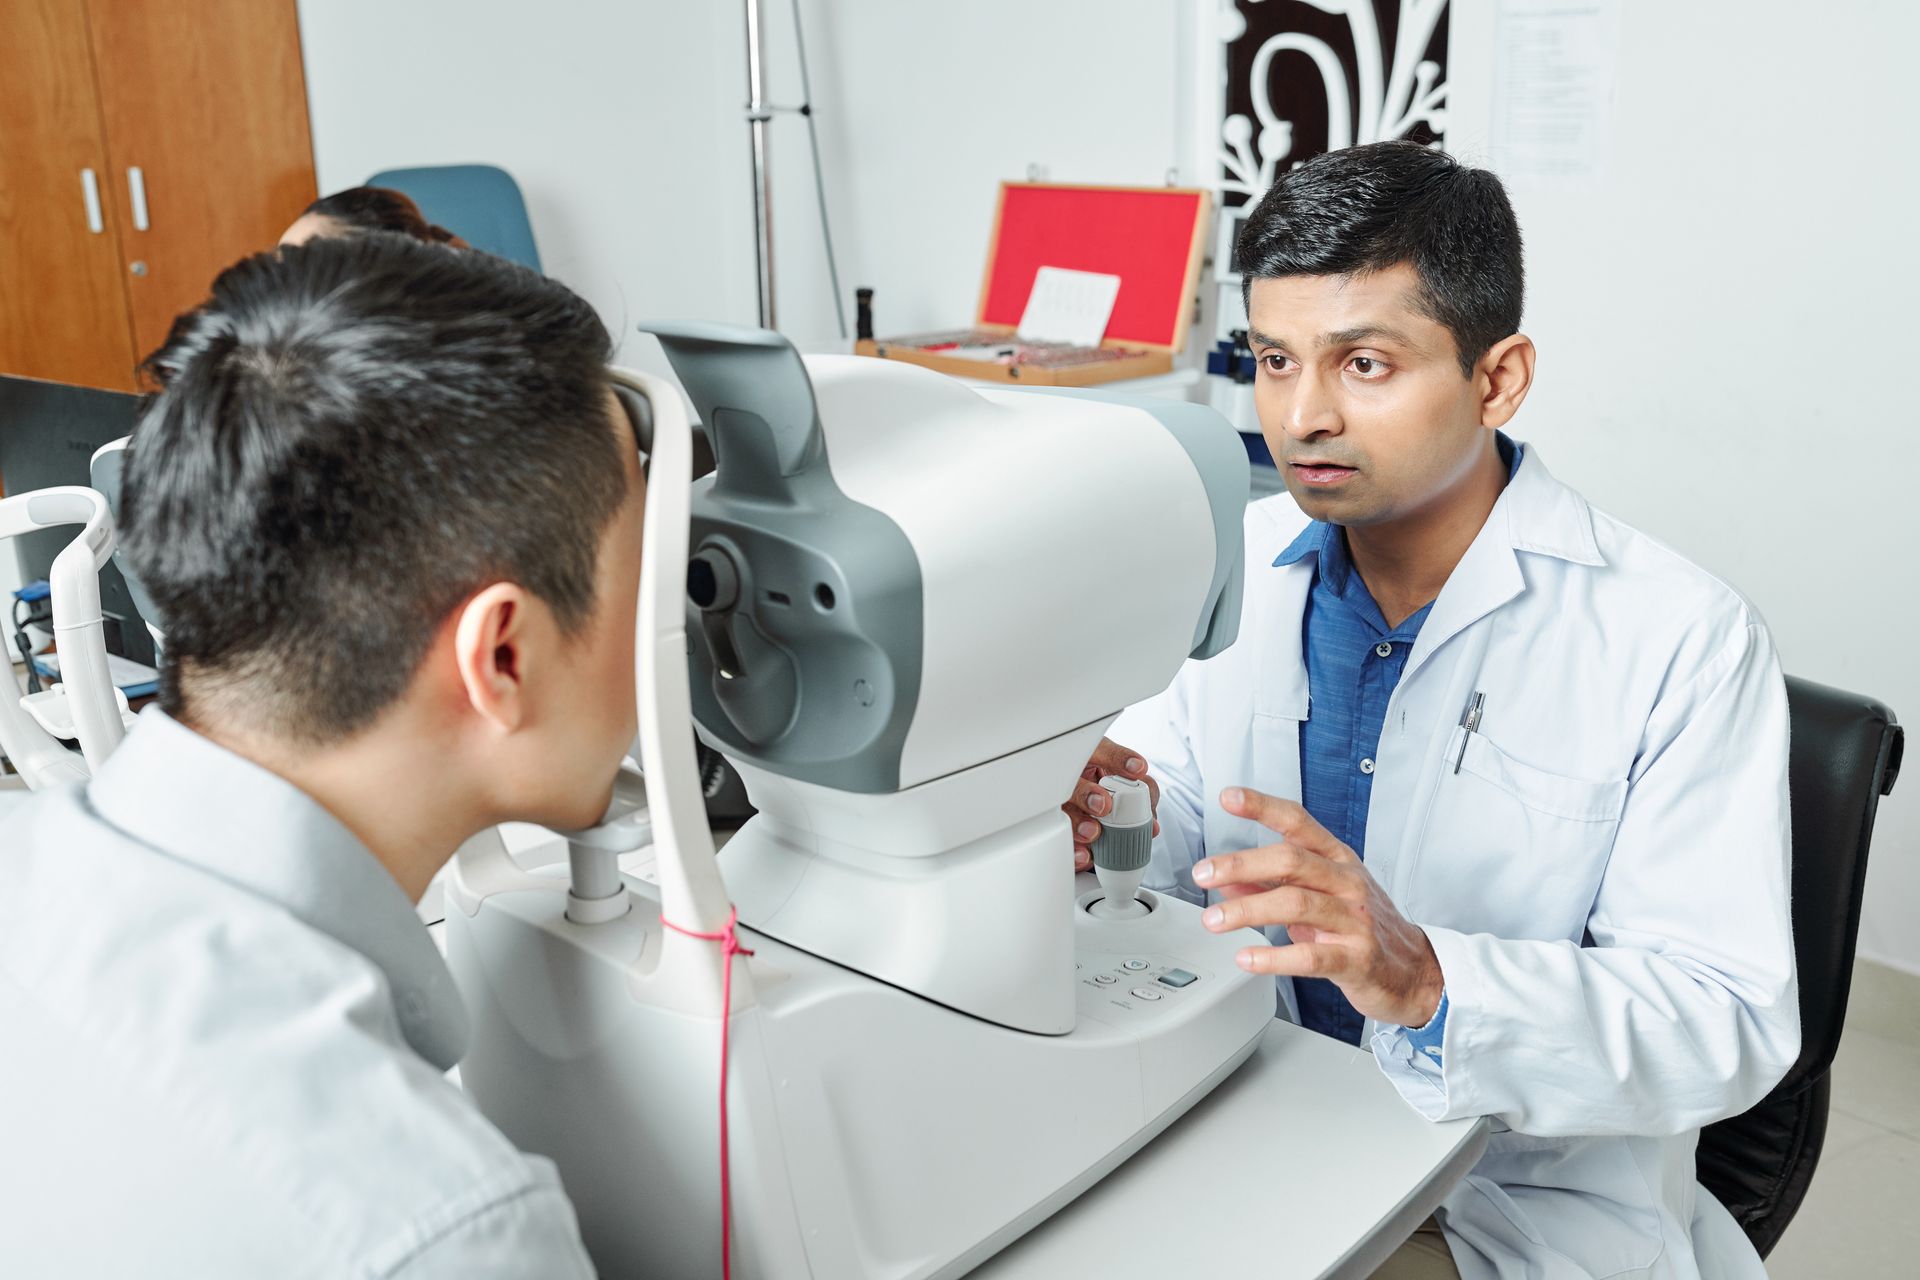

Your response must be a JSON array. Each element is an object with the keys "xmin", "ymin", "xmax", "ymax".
[{"xmin": 186, "ymin": 699, "xmax": 478, "ymax": 904}]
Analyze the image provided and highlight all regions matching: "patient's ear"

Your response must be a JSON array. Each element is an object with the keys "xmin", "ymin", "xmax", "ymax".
[{"xmin": 453, "ymin": 583, "xmax": 533, "ymax": 732}]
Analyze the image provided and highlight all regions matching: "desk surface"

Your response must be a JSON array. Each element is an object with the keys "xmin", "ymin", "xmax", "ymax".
[{"xmin": 973, "ymin": 1020, "xmax": 1487, "ymax": 1279}]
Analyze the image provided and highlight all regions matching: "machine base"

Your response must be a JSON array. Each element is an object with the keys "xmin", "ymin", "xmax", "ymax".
[{"xmin": 445, "ymin": 860, "xmax": 1273, "ymax": 1278}]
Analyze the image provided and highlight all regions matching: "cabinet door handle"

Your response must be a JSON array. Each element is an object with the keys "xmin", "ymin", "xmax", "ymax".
[
  {"xmin": 80, "ymin": 168, "xmax": 104, "ymax": 234},
  {"xmin": 127, "ymin": 167, "xmax": 150, "ymax": 232}
]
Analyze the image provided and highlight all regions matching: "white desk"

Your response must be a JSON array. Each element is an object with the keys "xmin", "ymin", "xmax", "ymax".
[{"xmin": 973, "ymin": 1020, "xmax": 1488, "ymax": 1279}]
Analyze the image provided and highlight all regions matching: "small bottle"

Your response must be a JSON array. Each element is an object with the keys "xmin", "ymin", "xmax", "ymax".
[
  {"xmin": 855, "ymin": 287, "xmax": 875, "ymax": 342},
  {"xmin": 1090, "ymin": 775, "xmax": 1152, "ymax": 921}
]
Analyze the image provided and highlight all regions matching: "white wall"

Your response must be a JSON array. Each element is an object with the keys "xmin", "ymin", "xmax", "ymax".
[
  {"xmin": 296, "ymin": 0, "xmax": 1194, "ymax": 368},
  {"xmin": 1444, "ymin": 1, "xmax": 1919, "ymax": 972},
  {"xmin": 298, "ymin": 1, "xmax": 1917, "ymax": 971}
]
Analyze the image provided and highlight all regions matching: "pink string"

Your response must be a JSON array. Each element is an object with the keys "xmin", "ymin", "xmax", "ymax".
[{"xmin": 659, "ymin": 907, "xmax": 755, "ymax": 1280}]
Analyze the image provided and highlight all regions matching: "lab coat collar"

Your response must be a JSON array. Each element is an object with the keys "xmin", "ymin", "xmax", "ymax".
[
  {"xmin": 86, "ymin": 708, "xmax": 471, "ymax": 1071},
  {"xmin": 1499, "ymin": 444, "xmax": 1605, "ymax": 570},
  {"xmin": 1403, "ymin": 444, "xmax": 1605, "ymax": 683}
]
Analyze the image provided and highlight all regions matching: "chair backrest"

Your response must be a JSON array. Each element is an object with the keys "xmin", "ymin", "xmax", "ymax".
[
  {"xmin": 365, "ymin": 164, "xmax": 542, "ymax": 271},
  {"xmin": 1695, "ymin": 674, "xmax": 1903, "ymax": 1255},
  {"xmin": 1777, "ymin": 677, "xmax": 1903, "ymax": 1087}
]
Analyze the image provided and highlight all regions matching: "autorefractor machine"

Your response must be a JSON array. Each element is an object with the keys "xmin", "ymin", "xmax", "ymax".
[{"xmin": 442, "ymin": 325, "xmax": 1275, "ymax": 1277}]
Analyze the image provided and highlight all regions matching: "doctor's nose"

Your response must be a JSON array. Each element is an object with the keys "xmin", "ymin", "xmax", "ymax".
[{"xmin": 1280, "ymin": 366, "xmax": 1343, "ymax": 441}]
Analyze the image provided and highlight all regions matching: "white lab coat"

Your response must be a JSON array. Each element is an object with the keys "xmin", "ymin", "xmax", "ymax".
[{"xmin": 1112, "ymin": 447, "xmax": 1798, "ymax": 1279}]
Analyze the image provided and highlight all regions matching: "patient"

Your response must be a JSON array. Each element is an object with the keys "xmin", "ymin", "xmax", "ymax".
[
  {"xmin": 281, "ymin": 184, "xmax": 470, "ymax": 248},
  {"xmin": 0, "ymin": 236, "xmax": 641, "ymax": 1275}
]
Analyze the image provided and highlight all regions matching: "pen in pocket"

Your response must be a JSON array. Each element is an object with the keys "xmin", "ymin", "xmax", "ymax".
[{"xmin": 1453, "ymin": 691, "xmax": 1485, "ymax": 774}]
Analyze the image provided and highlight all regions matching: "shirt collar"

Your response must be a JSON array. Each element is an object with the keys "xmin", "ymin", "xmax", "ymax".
[{"xmin": 85, "ymin": 709, "xmax": 471, "ymax": 1071}]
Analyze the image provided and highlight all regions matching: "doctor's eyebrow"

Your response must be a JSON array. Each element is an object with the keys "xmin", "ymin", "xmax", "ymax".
[
  {"xmin": 1246, "ymin": 324, "xmax": 1423, "ymax": 354},
  {"xmin": 1319, "ymin": 324, "xmax": 1418, "ymax": 350}
]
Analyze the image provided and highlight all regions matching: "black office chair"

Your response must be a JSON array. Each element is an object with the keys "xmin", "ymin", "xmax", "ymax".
[{"xmin": 1695, "ymin": 676, "xmax": 1904, "ymax": 1256}]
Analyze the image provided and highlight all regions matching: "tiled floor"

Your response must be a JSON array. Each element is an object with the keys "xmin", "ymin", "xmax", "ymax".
[{"xmin": 1768, "ymin": 959, "xmax": 1920, "ymax": 1277}]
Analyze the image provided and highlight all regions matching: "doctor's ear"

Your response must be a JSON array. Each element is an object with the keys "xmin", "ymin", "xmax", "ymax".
[
  {"xmin": 452, "ymin": 583, "xmax": 536, "ymax": 733},
  {"xmin": 1476, "ymin": 334, "xmax": 1535, "ymax": 430}
]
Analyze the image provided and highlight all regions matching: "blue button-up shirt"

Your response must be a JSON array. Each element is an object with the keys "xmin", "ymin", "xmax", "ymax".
[{"xmin": 1273, "ymin": 435, "xmax": 1521, "ymax": 1056}]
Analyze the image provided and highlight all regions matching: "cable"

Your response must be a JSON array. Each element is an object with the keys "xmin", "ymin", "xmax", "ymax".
[
  {"xmin": 658, "ymin": 908, "xmax": 756, "ymax": 1280},
  {"xmin": 789, "ymin": 0, "xmax": 848, "ymax": 339}
]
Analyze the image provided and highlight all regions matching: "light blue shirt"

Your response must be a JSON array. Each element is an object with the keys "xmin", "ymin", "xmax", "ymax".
[{"xmin": 0, "ymin": 710, "xmax": 594, "ymax": 1278}]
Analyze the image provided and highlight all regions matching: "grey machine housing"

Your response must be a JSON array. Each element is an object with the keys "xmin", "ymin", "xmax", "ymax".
[{"xmin": 647, "ymin": 323, "xmax": 1248, "ymax": 795}]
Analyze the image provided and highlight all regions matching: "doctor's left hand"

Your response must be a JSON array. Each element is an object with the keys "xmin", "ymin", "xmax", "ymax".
[{"xmin": 1192, "ymin": 787, "xmax": 1444, "ymax": 1030}]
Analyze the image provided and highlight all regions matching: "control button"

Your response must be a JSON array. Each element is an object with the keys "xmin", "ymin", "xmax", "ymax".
[
  {"xmin": 1130, "ymin": 987, "xmax": 1163, "ymax": 1001},
  {"xmin": 1158, "ymin": 968, "xmax": 1198, "ymax": 989},
  {"xmin": 1093, "ymin": 974, "xmax": 1118, "ymax": 985},
  {"xmin": 1359, "ymin": 757, "xmax": 1376, "ymax": 775},
  {"xmin": 1375, "ymin": 642, "xmax": 1393, "ymax": 658},
  {"xmin": 1122, "ymin": 958, "xmax": 1150, "ymax": 972}
]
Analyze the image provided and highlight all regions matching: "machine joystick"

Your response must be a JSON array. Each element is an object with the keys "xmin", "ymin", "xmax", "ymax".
[{"xmin": 1089, "ymin": 775, "xmax": 1153, "ymax": 921}]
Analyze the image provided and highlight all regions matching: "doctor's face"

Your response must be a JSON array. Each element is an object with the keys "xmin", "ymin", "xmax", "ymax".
[{"xmin": 1247, "ymin": 264, "xmax": 1495, "ymax": 528}]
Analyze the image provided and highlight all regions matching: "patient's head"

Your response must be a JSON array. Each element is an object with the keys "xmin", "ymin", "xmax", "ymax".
[
  {"xmin": 281, "ymin": 186, "xmax": 470, "ymax": 249},
  {"xmin": 121, "ymin": 236, "xmax": 644, "ymax": 832}
]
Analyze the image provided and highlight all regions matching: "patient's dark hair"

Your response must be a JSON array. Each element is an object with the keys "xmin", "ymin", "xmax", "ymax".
[
  {"xmin": 1236, "ymin": 141, "xmax": 1523, "ymax": 375},
  {"xmin": 121, "ymin": 235, "xmax": 624, "ymax": 743},
  {"xmin": 304, "ymin": 186, "xmax": 470, "ymax": 248}
]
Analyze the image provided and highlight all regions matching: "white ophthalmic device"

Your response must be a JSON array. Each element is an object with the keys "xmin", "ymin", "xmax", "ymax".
[
  {"xmin": 0, "ymin": 486, "xmax": 130, "ymax": 788},
  {"xmin": 443, "ymin": 325, "xmax": 1275, "ymax": 1278}
]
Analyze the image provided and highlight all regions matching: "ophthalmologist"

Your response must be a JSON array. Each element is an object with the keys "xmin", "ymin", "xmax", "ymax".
[{"xmin": 1070, "ymin": 142, "xmax": 1797, "ymax": 1278}]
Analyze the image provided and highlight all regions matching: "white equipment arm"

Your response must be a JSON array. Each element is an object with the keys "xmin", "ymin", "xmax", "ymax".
[{"xmin": 0, "ymin": 487, "xmax": 128, "ymax": 786}]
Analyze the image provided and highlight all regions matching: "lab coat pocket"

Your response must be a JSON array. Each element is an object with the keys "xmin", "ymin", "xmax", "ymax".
[
  {"xmin": 1416, "ymin": 729, "xmax": 1628, "ymax": 940},
  {"xmin": 1466, "ymin": 1132, "xmax": 1663, "ymax": 1277}
]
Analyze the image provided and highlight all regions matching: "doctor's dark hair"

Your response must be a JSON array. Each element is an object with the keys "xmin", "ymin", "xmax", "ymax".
[
  {"xmin": 1236, "ymin": 141, "xmax": 1524, "ymax": 376},
  {"xmin": 120, "ymin": 235, "xmax": 625, "ymax": 743}
]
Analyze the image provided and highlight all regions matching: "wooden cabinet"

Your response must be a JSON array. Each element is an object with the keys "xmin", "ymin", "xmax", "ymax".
[{"xmin": 0, "ymin": 0, "xmax": 316, "ymax": 391}]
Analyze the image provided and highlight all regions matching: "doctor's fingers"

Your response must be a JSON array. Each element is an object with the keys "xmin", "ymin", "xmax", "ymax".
[
  {"xmin": 1219, "ymin": 788, "xmax": 1356, "ymax": 863},
  {"xmin": 1202, "ymin": 884, "xmax": 1354, "ymax": 936},
  {"xmin": 1068, "ymin": 776, "xmax": 1117, "ymax": 819},
  {"xmin": 1234, "ymin": 941, "xmax": 1351, "ymax": 980},
  {"xmin": 1192, "ymin": 843, "xmax": 1347, "ymax": 895},
  {"xmin": 1062, "ymin": 805, "xmax": 1101, "ymax": 862},
  {"xmin": 1085, "ymin": 737, "xmax": 1152, "ymax": 779},
  {"xmin": 1078, "ymin": 748, "xmax": 1162, "ymax": 822}
]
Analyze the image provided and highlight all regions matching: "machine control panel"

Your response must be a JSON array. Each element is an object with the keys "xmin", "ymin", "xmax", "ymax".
[{"xmin": 1074, "ymin": 953, "xmax": 1208, "ymax": 1019}]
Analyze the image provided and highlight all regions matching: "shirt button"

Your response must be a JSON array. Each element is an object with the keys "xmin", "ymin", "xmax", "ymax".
[
  {"xmin": 1360, "ymin": 758, "xmax": 1376, "ymax": 775},
  {"xmin": 1374, "ymin": 642, "xmax": 1393, "ymax": 658}
]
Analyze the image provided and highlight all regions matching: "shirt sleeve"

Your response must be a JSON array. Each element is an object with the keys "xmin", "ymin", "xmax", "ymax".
[
  {"xmin": 385, "ymin": 1177, "xmax": 595, "ymax": 1279},
  {"xmin": 1403, "ymin": 991, "xmax": 1448, "ymax": 1069}
]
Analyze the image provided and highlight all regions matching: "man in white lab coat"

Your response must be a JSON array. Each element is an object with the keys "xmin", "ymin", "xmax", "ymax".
[
  {"xmin": 1070, "ymin": 142, "xmax": 1798, "ymax": 1277},
  {"xmin": 0, "ymin": 237, "xmax": 642, "ymax": 1275}
]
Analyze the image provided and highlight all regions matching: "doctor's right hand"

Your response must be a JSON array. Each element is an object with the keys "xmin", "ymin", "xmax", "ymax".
[{"xmin": 1063, "ymin": 737, "xmax": 1160, "ymax": 872}]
